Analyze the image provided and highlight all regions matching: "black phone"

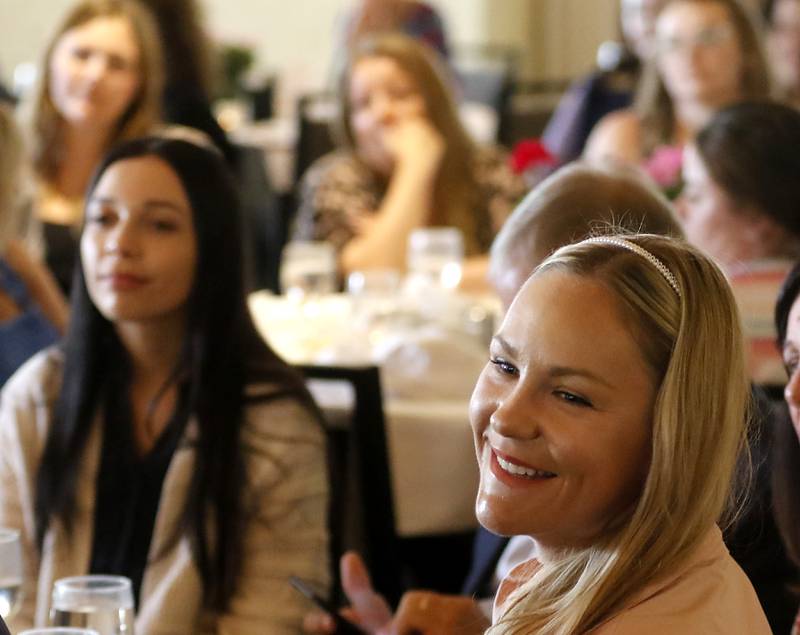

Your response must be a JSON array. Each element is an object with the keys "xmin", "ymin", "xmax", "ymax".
[{"xmin": 289, "ymin": 575, "xmax": 367, "ymax": 635}]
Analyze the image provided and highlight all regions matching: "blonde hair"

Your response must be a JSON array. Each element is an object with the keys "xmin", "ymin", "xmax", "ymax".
[
  {"xmin": 490, "ymin": 234, "xmax": 750, "ymax": 634},
  {"xmin": 337, "ymin": 33, "xmax": 484, "ymax": 254},
  {"xmin": 29, "ymin": 0, "xmax": 163, "ymax": 184},
  {"xmin": 635, "ymin": 0, "xmax": 771, "ymax": 155}
]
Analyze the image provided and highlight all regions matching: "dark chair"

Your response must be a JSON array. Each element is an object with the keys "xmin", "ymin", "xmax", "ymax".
[
  {"xmin": 293, "ymin": 92, "xmax": 339, "ymax": 186},
  {"xmin": 298, "ymin": 364, "xmax": 403, "ymax": 607},
  {"xmin": 232, "ymin": 143, "xmax": 284, "ymax": 292}
]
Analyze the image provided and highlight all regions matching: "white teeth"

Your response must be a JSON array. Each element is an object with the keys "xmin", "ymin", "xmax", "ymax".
[{"xmin": 495, "ymin": 454, "xmax": 554, "ymax": 479}]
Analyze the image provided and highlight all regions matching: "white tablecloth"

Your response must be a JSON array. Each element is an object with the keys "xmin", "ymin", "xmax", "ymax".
[{"xmin": 249, "ymin": 292, "xmax": 481, "ymax": 536}]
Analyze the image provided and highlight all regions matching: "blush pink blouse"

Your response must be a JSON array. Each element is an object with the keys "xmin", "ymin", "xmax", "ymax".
[{"xmin": 493, "ymin": 526, "xmax": 770, "ymax": 633}]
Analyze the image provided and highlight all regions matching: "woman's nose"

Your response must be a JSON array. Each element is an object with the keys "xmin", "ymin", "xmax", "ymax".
[
  {"xmin": 371, "ymin": 95, "xmax": 395, "ymax": 125},
  {"xmin": 105, "ymin": 222, "xmax": 139, "ymax": 256},
  {"xmin": 82, "ymin": 55, "xmax": 108, "ymax": 83},
  {"xmin": 785, "ymin": 369, "xmax": 800, "ymax": 410},
  {"xmin": 489, "ymin": 386, "xmax": 541, "ymax": 440}
]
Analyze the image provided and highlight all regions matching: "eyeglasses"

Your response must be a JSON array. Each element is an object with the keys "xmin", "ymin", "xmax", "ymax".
[{"xmin": 656, "ymin": 24, "xmax": 735, "ymax": 55}]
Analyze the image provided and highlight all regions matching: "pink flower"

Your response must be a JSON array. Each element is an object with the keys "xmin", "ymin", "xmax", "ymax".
[{"xmin": 644, "ymin": 145, "xmax": 684, "ymax": 188}]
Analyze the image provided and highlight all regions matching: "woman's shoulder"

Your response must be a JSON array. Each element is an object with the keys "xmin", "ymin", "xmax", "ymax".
[
  {"xmin": 0, "ymin": 347, "xmax": 63, "ymax": 450},
  {"xmin": 583, "ymin": 108, "xmax": 644, "ymax": 164},
  {"xmin": 596, "ymin": 528, "xmax": 771, "ymax": 634},
  {"xmin": 241, "ymin": 384, "xmax": 322, "ymax": 447},
  {"xmin": 471, "ymin": 145, "xmax": 527, "ymax": 200},
  {"xmin": 1, "ymin": 347, "xmax": 63, "ymax": 408},
  {"xmin": 472, "ymin": 145, "xmax": 516, "ymax": 180},
  {"xmin": 302, "ymin": 150, "xmax": 374, "ymax": 190}
]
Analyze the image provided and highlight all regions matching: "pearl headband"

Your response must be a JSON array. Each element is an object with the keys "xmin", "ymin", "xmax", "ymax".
[{"xmin": 583, "ymin": 237, "xmax": 682, "ymax": 298}]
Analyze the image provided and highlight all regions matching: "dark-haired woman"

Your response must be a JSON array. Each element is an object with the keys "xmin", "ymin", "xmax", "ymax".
[
  {"xmin": 0, "ymin": 136, "xmax": 328, "ymax": 633},
  {"xmin": 676, "ymin": 100, "xmax": 800, "ymax": 385},
  {"xmin": 773, "ymin": 261, "xmax": 800, "ymax": 634}
]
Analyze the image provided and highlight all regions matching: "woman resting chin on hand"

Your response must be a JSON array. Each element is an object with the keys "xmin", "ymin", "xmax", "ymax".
[{"xmin": 293, "ymin": 33, "xmax": 526, "ymax": 285}]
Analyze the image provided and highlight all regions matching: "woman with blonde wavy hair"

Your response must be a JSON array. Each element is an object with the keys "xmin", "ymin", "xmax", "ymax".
[
  {"xmin": 584, "ymin": 0, "xmax": 770, "ymax": 168},
  {"xmin": 293, "ymin": 32, "xmax": 525, "ymax": 280},
  {"xmin": 26, "ymin": 0, "xmax": 163, "ymax": 292},
  {"xmin": 474, "ymin": 233, "xmax": 768, "ymax": 633}
]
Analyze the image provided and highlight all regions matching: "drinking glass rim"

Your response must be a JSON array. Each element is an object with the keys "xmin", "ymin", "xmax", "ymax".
[
  {"xmin": 53, "ymin": 574, "xmax": 132, "ymax": 594},
  {"xmin": 0, "ymin": 528, "xmax": 20, "ymax": 544}
]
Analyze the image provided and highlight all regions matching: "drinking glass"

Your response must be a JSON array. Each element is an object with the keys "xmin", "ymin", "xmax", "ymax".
[
  {"xmin": 21, "ymin": 629, "xmax": 100, "ymax": 635},
  {"xmin": 0, "ymin": 528, "xmax": 23, "ymax": 620},
  {"xmin": 406, "ymin": 228, "xmax": 464, "ymax": 290},
  {"xmin": 280, "ymin": 241, "xmax": 338, "ymax": 299},
  {"xmin": 50, "ymin": 576, "xmax": 134, "ymax": 635}
]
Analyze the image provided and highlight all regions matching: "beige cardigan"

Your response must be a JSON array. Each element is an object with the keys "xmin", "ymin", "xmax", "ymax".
[{"xmin": 0, "ymin": 348, "xmax": 329, "ymax": 634}]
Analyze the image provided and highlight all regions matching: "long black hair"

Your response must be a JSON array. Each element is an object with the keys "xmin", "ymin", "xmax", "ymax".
[
  {"xmin": 35, "ymin": 135, "xmax": 315, "ymax": 610},
  {"xmin": 772, "ymin": 260, "xmax": 800, "ymax": 567}
]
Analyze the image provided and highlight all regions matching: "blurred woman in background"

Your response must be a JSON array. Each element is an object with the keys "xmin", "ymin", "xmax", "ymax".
[
  {"xmin": 294, "ymin": 33, "xmax": 525, "ymax": 282},
  {"xmin": 25, "ymin": 0, "xmax": 163, "ymax": 293},
  {"xmin": 765, "ymin": 0, "xmax": 800, "ymax": 107},
  {"xmin": 584, "ymin": 0, "xmax": 769, "ymax": 168},
  {"xmin": 0, "ymin": 105, "xmax": 66, "ymax": 386},
  {"xmin": 677, "ymin": 100, "xmax": 800, "ymax": 384},
  {"xmin": 542, "ymin": 0, "xmax": 666, "ymax": 163}
]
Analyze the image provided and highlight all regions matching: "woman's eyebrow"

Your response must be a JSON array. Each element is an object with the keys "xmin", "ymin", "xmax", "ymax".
[
  {"xmin": 141, "ymin": 199, "xmax": 188, "ymax": 214},
  {"xmin": 491, "ymin": 334, "xmax": 518, "ymax": 357},
  {"xmin": 548, "ymin": 366, "xmax": 614, "ymax": 389}
]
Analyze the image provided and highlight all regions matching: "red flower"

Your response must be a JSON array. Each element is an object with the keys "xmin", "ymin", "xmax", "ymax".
[{"xmin": 510, "ymin": 139, "xmax": 557, "ymax": 174}]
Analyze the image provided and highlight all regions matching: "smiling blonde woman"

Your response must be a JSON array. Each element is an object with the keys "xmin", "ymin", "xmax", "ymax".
[{"xmin": 473, "ymin": 234, "xmax": 769, "ymax": 634}]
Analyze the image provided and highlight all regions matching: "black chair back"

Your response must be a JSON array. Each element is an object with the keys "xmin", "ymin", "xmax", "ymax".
[
  {"xmin": 293, "ymin": 93, "xmax": 339, "ymax": 185},
  {"xmin": 299, "ymin": 364, "xmax": 403, "ymax": 607}
]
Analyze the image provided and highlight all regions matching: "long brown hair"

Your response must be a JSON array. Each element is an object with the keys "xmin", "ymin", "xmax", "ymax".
[
  {"xmin": 337, "ymin": 33, "xmax": 484, "ymax": 254},
  {"xmin": 634, "ymin": 0, "xmax": 771, "ymax": 155},
  {"xmin": 30, "ymin": 0, "xmax": 163, "ymax": 184}
]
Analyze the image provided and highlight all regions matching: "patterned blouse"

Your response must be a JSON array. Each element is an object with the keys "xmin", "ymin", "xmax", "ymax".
[{"xmin": 292, "ymin": 147, "xmax": 527, "ymax": 256}]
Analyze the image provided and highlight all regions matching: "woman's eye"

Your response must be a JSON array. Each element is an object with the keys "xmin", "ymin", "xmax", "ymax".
[
  {"xmin": 490, "ymin": 357, "xmax": 518, "ymax": 376},
  {"xmin": 151, "ymin": 219, "xmax": 177, "ymax": 232},
  {"xmin": 86, "ymin": 210, "xmax": 114, "ymax": 225},
  {"xmin": 72, "ymin": 47, "xmax": 92, "ymax": 61},
  {"xmin": 107, "ymin": 55, "xmax": 131, "ymax": 72},
  {"xmin": 554, "ymin": 390, "xmax": 592, "ymax": 408}
]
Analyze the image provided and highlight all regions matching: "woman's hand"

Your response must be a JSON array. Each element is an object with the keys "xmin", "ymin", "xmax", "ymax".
[
  {"xmin": 383, "ymin": 117, "xmax": 446, "ymax": 175},
  {"xmin": 302, "ymin": 552, "xmax": 489, "ymax": 635},
  {"xmin": 387, "ymin": 591, "xmax": 489, "ymax": 635},
  {"xmin": 302, "ymin": 552, "xmax": 393, "ymax": 634}
]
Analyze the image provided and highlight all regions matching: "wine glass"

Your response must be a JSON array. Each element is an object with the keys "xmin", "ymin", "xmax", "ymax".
[
  {"xmin": 20, "ymin": 629, "xmax": 100, "ymax": 635},
  {"xmin": 50, "ymin": 576, "xmax": 134, "ymax": 635},
  {"xmin": 0, "ymin": 528, "xmax": 23, "ymax": 621}
]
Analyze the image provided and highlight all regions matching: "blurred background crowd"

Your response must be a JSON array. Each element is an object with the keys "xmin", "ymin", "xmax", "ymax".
[{"xmin": 4, "ymin": 0, "xmax": 800, "ymax": 633}]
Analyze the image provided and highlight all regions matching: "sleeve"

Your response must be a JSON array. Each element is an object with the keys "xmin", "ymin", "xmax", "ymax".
[
  {"xmin": 0, "ymin": 351, "xmax": 58, "ymax": 633},
  {"xmin": 215, "ymin": 396, "xmax": 329, "ymax": 635},
  {"xmin": 292, "ymin": 154, "xmax": 380, "ymax": 253}
]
